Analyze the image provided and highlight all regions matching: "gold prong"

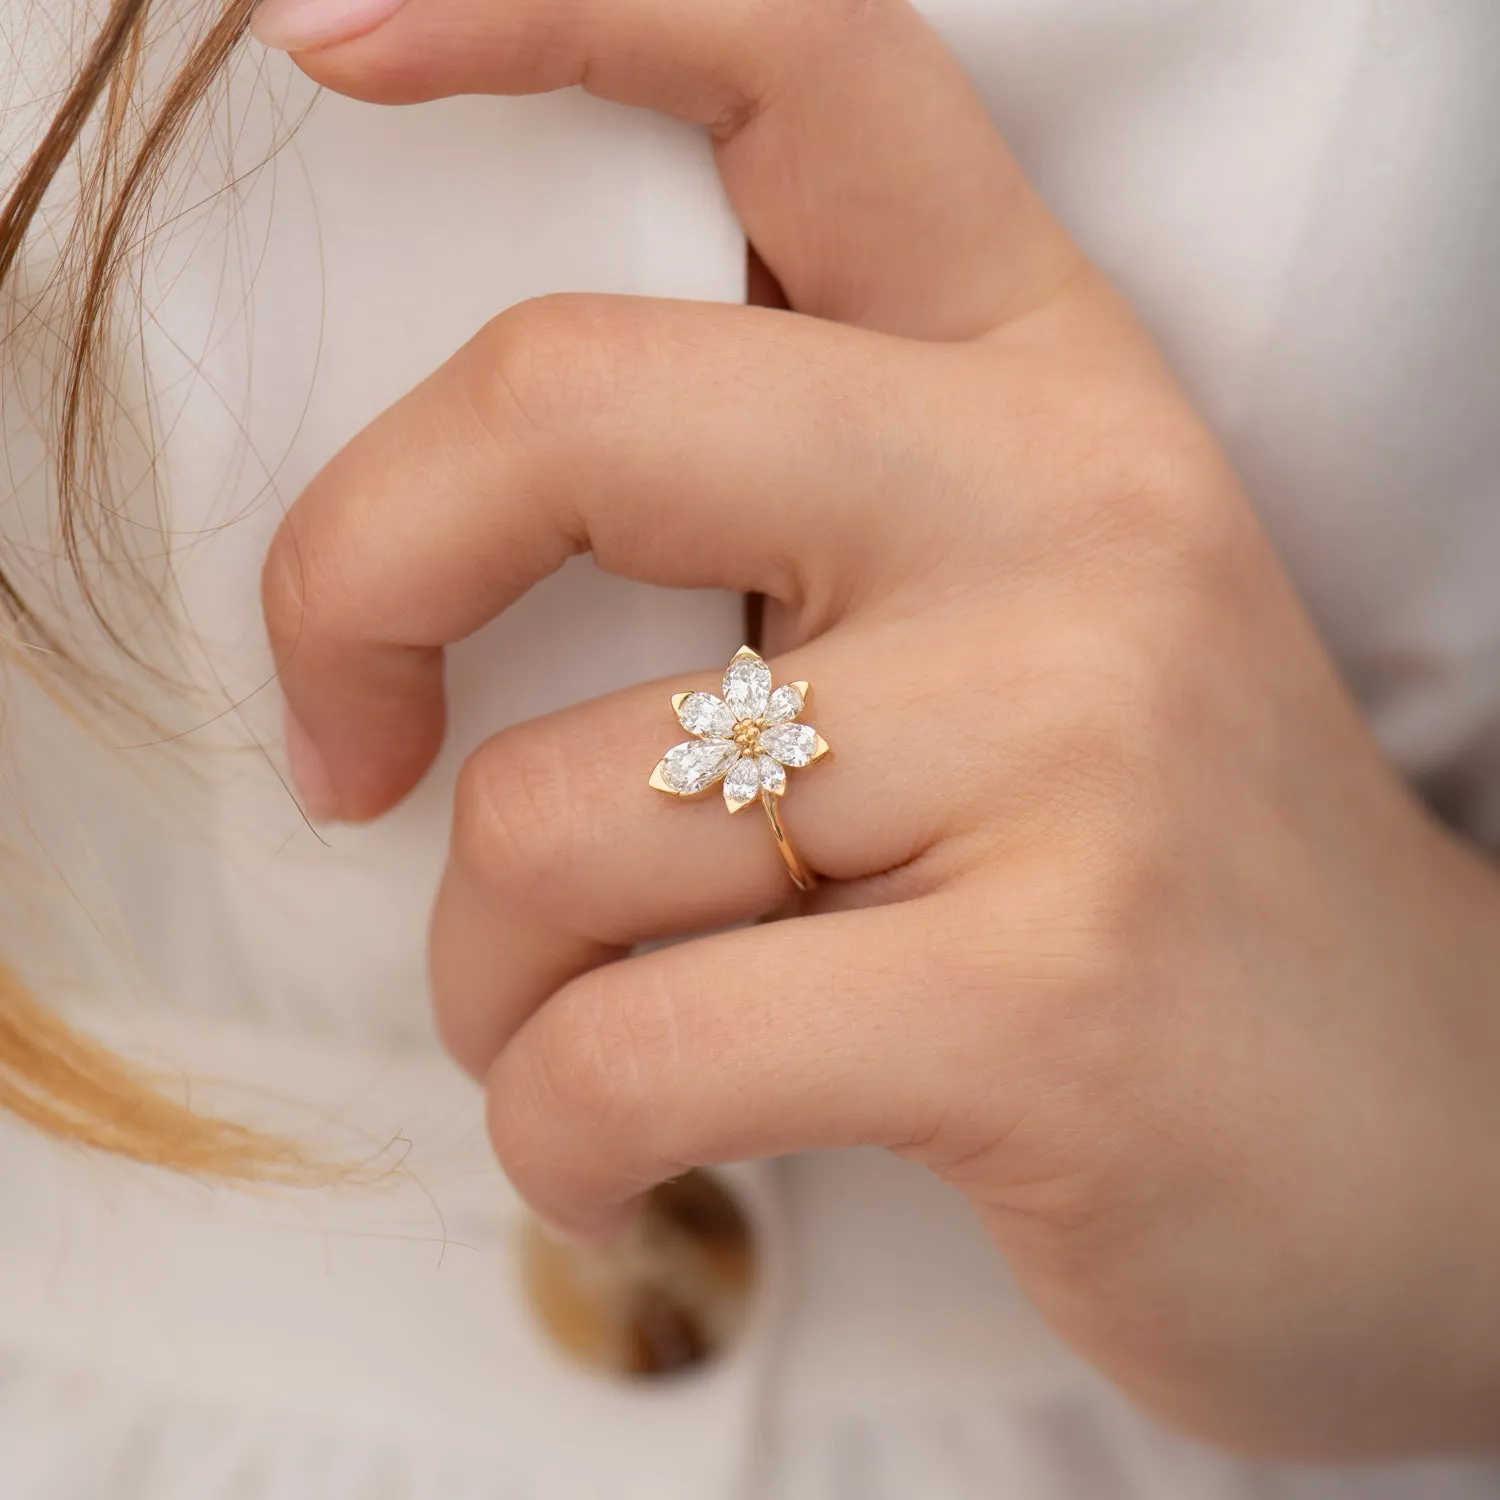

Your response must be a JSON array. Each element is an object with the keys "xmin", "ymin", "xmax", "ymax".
[
  {"xmin": 731, "ymin": 644, "xmax": 761, "ymax": 662},
  {"xmin": 671, "ymin": 692, "xmax": 691, "ymax": 715},
  {"xmin": 725, "ymin": 792, "xmax": 757, "ymax": 815},
  {"xmin": 789, "ymin": 681, "xmax": 810, "ymax": 703},
  {"xmin": 810, "ymin": 734, "xmax": 832, "ymax": 763},
  {"xmin": 649, "ymin": 763, "xmax": 681, "ymax": 795}
]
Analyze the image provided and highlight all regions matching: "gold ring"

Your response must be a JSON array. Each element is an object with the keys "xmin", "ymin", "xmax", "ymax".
[{"xmin": 649, "ymin": 646, "xmax": 831, "ymax": 892}]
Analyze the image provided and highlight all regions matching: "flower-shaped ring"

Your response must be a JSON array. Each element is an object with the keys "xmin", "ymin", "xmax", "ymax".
[{"xmin": 649, "ymin": 646, "xmax": 831, "ymax": 891}]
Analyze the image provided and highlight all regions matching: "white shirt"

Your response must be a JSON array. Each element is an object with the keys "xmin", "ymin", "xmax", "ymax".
[{"xmin": 1, "ymin": 2, "xmax": 1497, "ymax": 1496}]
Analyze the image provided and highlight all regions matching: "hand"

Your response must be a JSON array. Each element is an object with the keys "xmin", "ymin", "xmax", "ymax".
[{"xmin": 257, "ymin": 0, "xmax": 1500, "ymax": 1460}]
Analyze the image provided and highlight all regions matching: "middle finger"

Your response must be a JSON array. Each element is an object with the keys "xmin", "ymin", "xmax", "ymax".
[{"xmin": 429, "ymin": 627, "xmax": 974, "ymax": 1079}]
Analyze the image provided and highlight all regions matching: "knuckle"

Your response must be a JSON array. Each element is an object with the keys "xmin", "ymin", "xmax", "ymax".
[
  {"xmin": 484, "ymin": 1036, "xmax": 564, "ymax": 1187},
  {"xmin": 451, "ymin": 725, "xmax": 582, "ymax": 903},
  {"xmin": 994, "ymin": 653, "xmax": 1183, "ymax": 992},
  {"xmin": 715, "ymin": 0, "xmax": 895, "ymax": 136},
  {"xmin": 989, "ymin": 356, "xmax": 1238, "ymax": 585},
  {"xmin": 1007, "ymin": 632, "xmax": 1166, "ymax": 817},
  {"xmin": 260, "ymin": 511, "xmax": 362, "ymax": 660},
  {"xmin": 259, "ymin": 527, "xmax": 308, "ymax": 659},
  {"xmin": 261, "ymin": 491, "xmax": 388, "ymax": 657},
  {"xmin": 462, "ymin": 294, "xmax": 634, "ymax": 444},
  {"xmin": 1053, "ymin": 733, "xmax": 1178, "ymax": 943},
  {"xmin": 1076, "ymin": 409, "xmax": 1247, "ymax": 585},
  {"xmin": 1010, "ymin": 858, "xmax": 1151, "ymax": 1017},
  {"xmin": 487, "ymin": 971, "xmax": 674, "ymax": 1168},
  {"xmin": 429, "ymin": 990, "xmax": 491, "ymax": 1086}
]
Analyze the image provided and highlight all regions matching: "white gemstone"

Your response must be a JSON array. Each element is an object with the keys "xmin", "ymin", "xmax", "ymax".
[
  {"xmin": 660, "ymin": 739, "xmax": 739, "ymax": 794},
  {"xmin": 723, "ymin": 756, "xmax": 760, "ymax": 808},
  {"xmin": 764, "ymin": 683, "xmax": 804, "ymax": 725},
  {"xmin": 676, "ymin": 692, "xmax": 735, "ymax": 740},
  {"xmin": 723, "ymin": 652, "xmax": 771, "ymax": 722},
  {"xmin": 759, "ymin": 722, "xmax": 818, "ymax": 767},
  {"xmin": 757, "ymin": 755, "xmax": 786, "ymax": 796}
]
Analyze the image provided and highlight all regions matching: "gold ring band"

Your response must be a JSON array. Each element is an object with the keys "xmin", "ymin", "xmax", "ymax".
[{"xmin": 760, "ymin": 791, "xmax": 817, "ymax": 892}]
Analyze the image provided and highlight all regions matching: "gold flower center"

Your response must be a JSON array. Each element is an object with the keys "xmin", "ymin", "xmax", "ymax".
[{"xmin": 732, "ymin": 720, "xmax": 763, "ymax": 755}]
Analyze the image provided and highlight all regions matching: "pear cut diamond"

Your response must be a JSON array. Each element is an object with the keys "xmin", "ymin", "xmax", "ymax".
[
  {"xmin": 723, "ymin": 756, "xmax": 760, "ymax": 809},
  {"xmin": 759, "ymin": 722, "xmax": 818, "ymax": 767},
  {"xmin": 660, "ymin": 739, "xmax": 740, "ymax": 795},
  {"xmin": 677, "ymin": 692, "xmax": 736, "ymax": 740},
  {"xmin": 764, "ymin": 683, "xmax": 804, "ymax": 725},
  {"xmin": 723, "ymin": 651, "xmax": 771, "ymax": 721},
  {"xmin": 757, "ymin": 756, "xmax": 787, "ymax": 796}
]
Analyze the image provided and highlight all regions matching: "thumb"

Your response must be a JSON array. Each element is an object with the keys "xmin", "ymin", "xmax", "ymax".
[{"xmin": 249, "ymin": 0, "xmax": 1083, "ymax": 340}]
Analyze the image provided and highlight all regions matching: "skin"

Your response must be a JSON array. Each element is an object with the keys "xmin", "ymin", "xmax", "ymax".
[{"xmin": 253, "ymin": 0, "xmax": 1500, "ymax": 1463}]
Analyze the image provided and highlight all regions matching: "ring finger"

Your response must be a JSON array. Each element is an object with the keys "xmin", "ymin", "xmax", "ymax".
[{"xmin": 430, "ymin": 623, "xmax": 974, "ymax": 1078}]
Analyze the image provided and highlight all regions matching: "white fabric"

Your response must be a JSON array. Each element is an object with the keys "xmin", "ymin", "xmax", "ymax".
[
  {"xmin": 2, "ymin": 1, "xmax": 1499, "ymax": 1496},
  {"xmin": 0, "ymin": 1012, "xmax": 785, "ymax": 1500}
]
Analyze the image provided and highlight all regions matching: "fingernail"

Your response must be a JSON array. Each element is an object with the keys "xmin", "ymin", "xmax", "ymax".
[
  {"xmin": 283, "ymin": 704, "xmax": 341, "ymax": 822},
  {"xmin": 250, "ymin": 0, "xmax": 411, "ymax": 52}
]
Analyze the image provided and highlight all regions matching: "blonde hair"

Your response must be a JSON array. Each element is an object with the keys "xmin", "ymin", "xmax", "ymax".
[
  {"xmin": 0, "ymin": 0, "xmax": 310, "ymax": 1179},
  {"xmin": 0, "ymin": 967, "xmax": 314, "ymax": 1177}
]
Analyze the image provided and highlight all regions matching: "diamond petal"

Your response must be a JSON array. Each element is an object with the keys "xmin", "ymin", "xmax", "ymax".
[
  {"xmin": 676, "ymin": 692, "xmax": 735, "ymax": 740},
  {"xmin": 723, "ymin": 756, "xmax": 760, "ymax": 810},
  {"xmin": 759, "ymin": 722, "xmax": 818, "ymax": 768},
  {"xmin": 757, "ymin": 755, "xmax": 786, "ymax": 796},
  {"xmin": 764, "ymin": 683, "xmax": 804, "ymax": 725},
  {"xmin": 723, "ymin": 649, "xmax": 771, "ymax": 722},
  {"xmin": 658, "ymin": 739, "xmax": 739, "ymax": 794}
]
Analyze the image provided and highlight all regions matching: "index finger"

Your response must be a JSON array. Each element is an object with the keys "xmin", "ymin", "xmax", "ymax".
[
  {"xmin": 254, "ymin": 0, "xmax": 1085, "ymax": 340},
  {"xmin": 263, "ymin": 299, "xmax": 950, "ymax": 821}
]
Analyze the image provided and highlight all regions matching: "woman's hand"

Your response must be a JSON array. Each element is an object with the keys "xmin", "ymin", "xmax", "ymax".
[{"xmin": 255, "ymin": 0, "xmax": 1500, "ymax": 1460}]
